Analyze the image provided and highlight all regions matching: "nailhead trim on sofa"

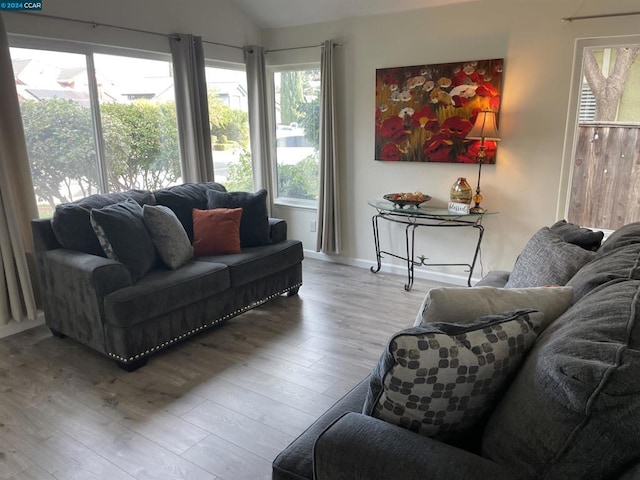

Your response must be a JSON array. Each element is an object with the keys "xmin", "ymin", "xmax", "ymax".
[{"xmin": 107, "ymin": 282, "xmax": 302, "ymax": 363}]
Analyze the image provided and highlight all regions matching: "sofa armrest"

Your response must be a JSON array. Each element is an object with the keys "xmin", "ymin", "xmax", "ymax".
[
  {"xmin": 314, "ymin": 413, "xmax": 517, "ymax": 480},
  {"xmin": 474, "ymin": 270, "xmax": 511, "ymax": 287},
  {"xmin": 269, "ymin": 217, "xmax": 288, "ymax": 243},
  {"xmin": 38, "ymin": 249, "xmax": 133, "ymax": 352}
]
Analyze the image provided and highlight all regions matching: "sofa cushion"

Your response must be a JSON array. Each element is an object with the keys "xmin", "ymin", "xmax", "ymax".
[
  {"xmin": 415, "ymin": 286, "xmax": 573, "ymax": 331},
  {"xmin": 196, "ymin": 240, "xmax": 303, "ymax": 287},
  {"xmin": 482, "ymin": 280, "xmax": 640, "ymax": 480},
  {"xmin": 154, "ymin": 182, "xmax": 227, "ymax": 241},
  {"xmin": 192, "ymin": 208, "xmax": 242, "ymax": 256},
  {"xmin": 51, "ymin": 189, "xmax": 155, "ymax": 256},
  {"xmin": 90, "ymin": 198, "xmax": 158, "ymax": 281},
  {"xmin": 363, "ymin": 310, "xmax": 543, "ymax": 441},
  {"xmin": 143, "ymin": 204, "xmax": 193, "ymax": 269},
  {"xmin": 103, "ymin": 260, "xmax": 230, "ymax": 327},
  {"xmin": 207, "ymin": 189, "xmax": 271, "ymax": 247},
  {"xmin": 599, "ymin": 221, "xmax": 640, "ymax": 254},
  {"xmin": 505, "ymin": 228, "xmax": 596, "ymax": 288},
  {"xmin": 567, "ymin": 242, "xmax": 640, "ymax": 302},
  {"xmin": 549, "ymin": 219, "xmax": 604, "ymax": 251}
]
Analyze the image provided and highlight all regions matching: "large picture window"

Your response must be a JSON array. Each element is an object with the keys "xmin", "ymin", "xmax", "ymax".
[
  {"xmin": 10, "ymin": 42, "xmax": 182, "ymax": 218},
  {"xmin": 271, "ymin": 67, "xmax": 320, "ymax": 205},
  {"xmin": 205, "ymin": 65, "xmax": 252, "ymax": 191}
]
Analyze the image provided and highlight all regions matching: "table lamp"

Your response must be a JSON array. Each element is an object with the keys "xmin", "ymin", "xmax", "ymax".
[{"xmin": 465, "ymin": 111, "xmax": 501, "ymax": 214}]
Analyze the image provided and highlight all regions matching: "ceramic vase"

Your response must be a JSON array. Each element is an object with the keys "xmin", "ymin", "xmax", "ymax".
[{"xmin": 450, "ymin": 177, "xmax": 473, "ymax": 204}]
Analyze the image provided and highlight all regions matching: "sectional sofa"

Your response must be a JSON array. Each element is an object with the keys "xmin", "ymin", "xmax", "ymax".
[{"xmin": 274, "ymin": 220, "xmax": 640, "ymax": 480}]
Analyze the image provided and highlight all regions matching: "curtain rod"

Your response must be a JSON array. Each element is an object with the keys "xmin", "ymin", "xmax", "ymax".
[
  {"xmin": 11, "ymin": 11, "xmax": 340, "ymax": 54},
  {"xmin": 266, "ymin": 42, "xmax": 342, "ymax": 53},
  {"xmin": 10, "ymin": 11, "xmax": 243, "ymax": 50},
  {"xmin": 561, "ymin": 11, "xmax": 640, "ymax": 22}
]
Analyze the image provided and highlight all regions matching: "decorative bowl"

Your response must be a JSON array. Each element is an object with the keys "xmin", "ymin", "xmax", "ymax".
[{"xmin": 383, "ymin": 193, "xmax": 431, "ymax": 209}]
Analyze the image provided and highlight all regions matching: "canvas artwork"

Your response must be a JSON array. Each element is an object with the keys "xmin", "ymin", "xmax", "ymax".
[{"xmin": 375, "ymin": 58, "xmax": 503, "ymax": 163}]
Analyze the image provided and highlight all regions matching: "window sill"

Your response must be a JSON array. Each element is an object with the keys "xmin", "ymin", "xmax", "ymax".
[{"xmin": 274, "ymin": 197, "xmax": 317, "ymax": 210}]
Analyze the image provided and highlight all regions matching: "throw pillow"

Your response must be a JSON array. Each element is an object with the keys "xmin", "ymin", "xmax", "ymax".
[
  {"xmin": 363, "ymin": 309, "xmax": 544, "ymax": 440},
  {"xmin": 154, "ymin": 182, "xmax": 227, "ymax": 242},
  {"xmin": 414, "ymin": 286, "xmax": 573, "ymax": 331},
  {"xmin": 549, "ymin": 220, "xmax": 604, "ymax": 251},
  {"xmin": 51, "ymin": 189, "xmax": 155, "ymax": 256},
  {"xmin": 504, "ymin": 228, "xmax": 596, "ymax": 288},
  {"xmin": 206, "ymin": 189, "xmax": 271, "ymax": 247},
  {"xmin": 192, "ymin": 207, "xmax": 242, "ymax": 256},
  {"xmin": 598, "ymin": 221, "xmax": 640, "ymax": 254},
  {"xmin": 142, "ymin": 204, "xmax": 193, "ymax": 269},
  {"xmin": 89, "ymin": 198, "xmax": 158, "ymax": 281}
]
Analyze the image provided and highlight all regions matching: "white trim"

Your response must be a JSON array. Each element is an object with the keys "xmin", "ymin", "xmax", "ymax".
[
  {"xmin": 302, "ymin": 249, "xmax": 472, "ymax": 286},
  {"xmin": 0, "ymin": 311, "xmax": 45, "ymax": 339}
]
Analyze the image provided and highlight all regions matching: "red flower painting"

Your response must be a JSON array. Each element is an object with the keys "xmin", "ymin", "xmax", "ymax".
[{"xmin": 375, "ymin": 58, "xmax": 503, "ymax": 163}]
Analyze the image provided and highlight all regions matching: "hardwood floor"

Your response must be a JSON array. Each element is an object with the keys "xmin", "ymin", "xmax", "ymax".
[{"xmin": 0, "ymin": 259, "xmax": 450, "ymax": 480}]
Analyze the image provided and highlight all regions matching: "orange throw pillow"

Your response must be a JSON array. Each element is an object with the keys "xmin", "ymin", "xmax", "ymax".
[{"xmin": 192, "ymin": 207, "xmax": 242, "ymax": 256}]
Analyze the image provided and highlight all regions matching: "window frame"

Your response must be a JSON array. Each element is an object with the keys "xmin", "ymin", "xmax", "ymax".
[
  {"xmin": 267, "ymin": 62, "xmax": 321, "ymax": 210},
  {"xmin": 10, "ymin": 34, "xmax": 180, "ymax": 203},
  {"xmin": 203, "ymin": 59, "xmax": 252, "ymax": 190},
  {"xmin": 558, "ymin": 34, "xmax": 640, "ymax": 230}
]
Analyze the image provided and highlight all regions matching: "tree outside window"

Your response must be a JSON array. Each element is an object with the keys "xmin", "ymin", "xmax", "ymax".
[{"xmin": 568, "ymin": 44, "xmax": 640, "ymax": 230}]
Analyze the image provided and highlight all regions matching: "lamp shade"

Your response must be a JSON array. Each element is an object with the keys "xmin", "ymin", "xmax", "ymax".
[{"xmin": 466, "ymin": 111, "xmax": 501, "ymax": 141}]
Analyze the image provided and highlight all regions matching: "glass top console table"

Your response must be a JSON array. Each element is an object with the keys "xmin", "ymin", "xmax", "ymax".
[{"xmin": 368, "ymin": 199, "xmax": 495, "ymax": 291}]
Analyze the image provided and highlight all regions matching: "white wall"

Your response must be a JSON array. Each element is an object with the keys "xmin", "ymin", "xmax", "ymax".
[{"xmin": 264, "ymin": 0, "xmax": 640, "ymax": 281}]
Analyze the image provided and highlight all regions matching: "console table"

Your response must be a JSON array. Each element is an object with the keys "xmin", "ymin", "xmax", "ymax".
[{"xmin": 368, "ymin": 199, "xmax": 494, "ymax": 291}]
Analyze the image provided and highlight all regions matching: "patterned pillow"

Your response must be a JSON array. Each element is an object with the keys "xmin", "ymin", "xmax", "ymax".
[
  {"xmin": 363, "ymin": 309, "xmax": 544, "ymax": 440},
  {"xmin": 505, "ymin": 228, "xmax": 596, "ymax": 288}
]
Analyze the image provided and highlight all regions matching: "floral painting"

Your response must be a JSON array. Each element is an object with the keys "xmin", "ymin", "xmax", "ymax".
[{"xmin": 375, "ymin": 58, "xmax": 503, "ymax": 163}]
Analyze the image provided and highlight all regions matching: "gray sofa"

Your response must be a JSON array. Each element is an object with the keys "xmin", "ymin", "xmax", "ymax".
[
  {"xmin": 32, "ymin": 182, "xmax": 303, "ymax": 371},
  {"xmin": 273, "ymin": 221, "xmax": 640, "ymax": 480}
]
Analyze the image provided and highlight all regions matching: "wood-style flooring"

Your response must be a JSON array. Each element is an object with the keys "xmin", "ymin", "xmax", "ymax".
[{"xmin": 0, "ymin": 259, "xmax": 449, "ymax": 480}]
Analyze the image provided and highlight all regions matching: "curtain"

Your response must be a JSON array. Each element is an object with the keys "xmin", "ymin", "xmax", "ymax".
[
  {"xmin": 0, "ymin": 13, "xmax": 38, "ymax": 325},
  {"xmin": 244, "ymin": 45, "xmax": 274, "ymax": 212},
  {"xmin": 316, "ymin": 40, "xmax": 340, "ymax": 253},
  {"xmin": 170, "ymin": 34, "xmax": 214, "ymax": 183}
]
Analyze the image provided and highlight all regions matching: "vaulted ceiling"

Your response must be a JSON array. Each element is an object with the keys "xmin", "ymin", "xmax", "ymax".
[{"xmin": 228, "ymin": 0, "xmax": 478, "ymax": 29}]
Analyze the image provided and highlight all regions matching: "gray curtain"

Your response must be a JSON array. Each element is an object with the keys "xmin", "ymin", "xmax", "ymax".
[
  {"xmin": 0, "ymin": 13, "xmax": 38, "ymax": 324},
  {"xmin": 170, "ymin": 34, "xmax": 214, "ymax": 183},
  {"xmin": 316, "ymin": 40, "xmax": 340, "ymax": 253},
  {"xmin": 244, "ymin": 45, "xmax": 274, "ymax": 212}
]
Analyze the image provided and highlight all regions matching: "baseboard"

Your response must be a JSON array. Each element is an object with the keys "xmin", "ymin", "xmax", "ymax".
[
  {"xmin": 303, "ymin": 249, "xmax": 475, "ymax": 286},
  {"xmin": 0, "ymin": 311, "xmax": 45, "ymax": 339}
]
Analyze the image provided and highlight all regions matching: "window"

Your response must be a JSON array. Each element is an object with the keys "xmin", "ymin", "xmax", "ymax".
[
  {"xmin": 271, "ymin": 67, "xmax": 320, "ymax": 205},
  {"xmin": 204, "ymin": 66, "xmax": 252, "ymax": 191},
  {"xmin": 563, "ymin": 38, "xmax": 640, "ymax": 230},
  {"xmin": 10, "ymin": 41, "xmax": 181, "ymax": 218}
]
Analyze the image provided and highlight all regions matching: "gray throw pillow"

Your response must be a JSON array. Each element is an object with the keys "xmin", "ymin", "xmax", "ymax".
[
  {"xmin": 598, "ymin": 221, "xmax": 640, "ymax": 254},
  {"xmin": 363, "ymin": 310, "xmax": 544, "ymax": 440},
  {"xmin": 415, "ymin": 286, "xmax": 573, "ymax": 331},
  {"xmin": 206, "ymin": 189, "xmax": 271, "ymax": 248},
  {"xmin": 90, "ymin": 198, "xmax": 157, "ymax": 281},
  {"xmin": 549, "ymin": 220, "xmax": 604, "ymax": 251},
  {"xmin": 51, "ymin": 189, "xmax": 155, "ymax": 256},
  {"xmin": 143, "ymin": 204, "xmax": 193, "ymax": 269},
  {"xmin": 504, "ymin": 228, "xmax": 596, "ymax": 288}
]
